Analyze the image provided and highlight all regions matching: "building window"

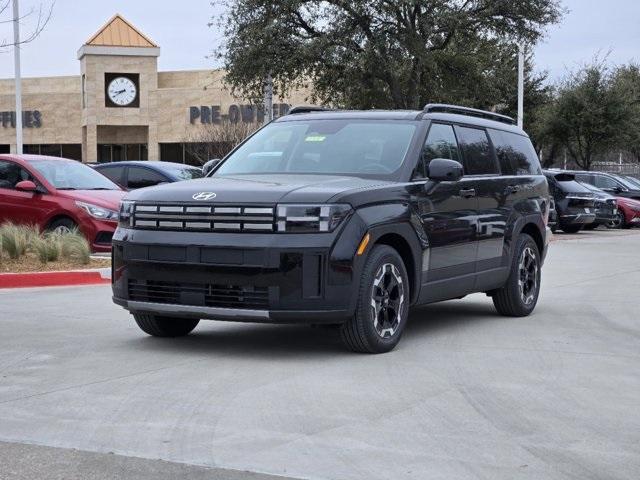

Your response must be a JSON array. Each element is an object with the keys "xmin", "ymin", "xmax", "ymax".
[
  {"xmin": 97, "ymin": 143, "xmax": 148, "ymax": 163},
  {"xmin": 23, "ymin": 144, "xmax": 82, "ymax": 161},
  {"xmin": 160, "ymin": 142, "xmax": 236, "ymax": 166},
  {"xmin": 0, "ymin": 145, "xmax": 9, "ymax": 154}
]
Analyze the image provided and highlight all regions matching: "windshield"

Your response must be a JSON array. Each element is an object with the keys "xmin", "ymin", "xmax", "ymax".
[
  {"xmin": 215, "ymin": 120, "xmax": 417, "ymax": 178},
  {"xmin": 615, "ymin": 175, "xmax": 640, "ymax": 190},
  {"xmin": 30, "ymin": 159, "xmax": 120, "ymax": 190},
  {"xmin": 624, "ymin": 176, "xmax": 640, "ymax": 188},
  {"xmin": 169, "ymin": 166, "xmax": 204, "ymax": 180}
]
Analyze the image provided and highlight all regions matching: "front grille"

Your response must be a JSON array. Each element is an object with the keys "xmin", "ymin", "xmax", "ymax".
[
  {"xmin": 128, "ymin": 279, "xmax": 269, "ymax": 309},
  {"xmin": 131, "ymin": 203, "xmax": 275, "ymax": 232},
  {"xmin": 567, "ymin": 197, "xmax": 595, "ymax": 208}
]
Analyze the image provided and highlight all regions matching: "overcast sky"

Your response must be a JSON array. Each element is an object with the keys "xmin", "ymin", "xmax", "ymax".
[{"xmin": 0, "ymin": 0, "xmax": 638, "ymax": 82}]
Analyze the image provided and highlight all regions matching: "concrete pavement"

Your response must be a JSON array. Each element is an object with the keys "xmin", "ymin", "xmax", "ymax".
[{"xmin": 1, "ymin": 229, "xmax": 639, "ymax": 480}]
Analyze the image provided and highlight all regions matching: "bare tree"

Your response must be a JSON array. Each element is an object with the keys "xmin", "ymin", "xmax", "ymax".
[
  {"xmin": 0, "ymin": 0, "xmax": 54, "ymax": 50},
  {"xmin": 183, "ymin": 120, "xmax": 258, "ymax": 165}
]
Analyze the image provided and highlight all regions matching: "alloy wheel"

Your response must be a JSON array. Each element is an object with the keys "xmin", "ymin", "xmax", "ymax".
[
  {"xmin": 370, "ymin": 263, "xmax": 405, "ymax": 338},
  {"xmin": 53, "ymin": 225, "xmax": 72, "ymax": 235},
  {"xmin": 518, "ymin": 247, "xmax": 538, "ymax": 306}
]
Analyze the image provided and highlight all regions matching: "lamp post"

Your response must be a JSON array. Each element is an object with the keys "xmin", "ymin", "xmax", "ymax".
[
  {"xmin": 517, "ymin": 43, "xmax": 524, "ymax": 129},
  {"xmin": 13, "ymin": 0, "xmax": 23, "ymax": 154}
]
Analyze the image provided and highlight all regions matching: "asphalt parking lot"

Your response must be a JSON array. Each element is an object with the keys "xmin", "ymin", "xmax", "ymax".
[{"xmin": 1, "ymin": 229, "xmax": 639, "ymax": 480}]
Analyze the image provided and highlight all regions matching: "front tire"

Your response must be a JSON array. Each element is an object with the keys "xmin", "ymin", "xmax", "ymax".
[
  {"xmin": 492, "ymin": 234, "xmax": 541, "ymax": 317},
  {"xmin": 133, "ymin": 313, "xmax": 199, "ymax": 337},
  {"xmin": 47, "ymin": 217, "xmax": 78, "ymax": 235},
  {"xmin": 340, "ymin": 245, "xmax": 410, "ymax": 354}
]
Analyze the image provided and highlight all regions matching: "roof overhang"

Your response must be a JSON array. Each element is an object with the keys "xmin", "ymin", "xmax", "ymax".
[{"xmin": 78, "ymin": 45, "xmax": 160, "ymax": 59}]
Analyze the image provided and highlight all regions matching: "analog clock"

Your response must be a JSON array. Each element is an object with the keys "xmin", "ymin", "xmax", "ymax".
[{"xmin": 107, "ymin": 76, "xmax": 137, "ymax": 107}]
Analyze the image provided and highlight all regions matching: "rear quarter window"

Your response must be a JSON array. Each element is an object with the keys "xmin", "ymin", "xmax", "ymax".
[{"xmin": 489, "ymin": 130, "xmax": 541, "ymax": 176}]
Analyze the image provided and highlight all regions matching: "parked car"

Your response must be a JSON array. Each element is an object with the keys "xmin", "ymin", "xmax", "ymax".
[
  {"xmin": 93, "ymin": 161, "xmax": 203, "ymax": 190},
  {"xmin": 544, "ymin": 170, "xmax": 596, "ymax": 233},
  {"xmin": 0, "ymin": 154, "xmax": 124, "ymax": 252},
  {"xmin": 570, "ymin": 170, "xmax": 640, "ymax": 200},
  {"xmin": 575, "ymin": 182, "xmax": 619, "ymax": 229},
  {"xmin": 612, "ymin": 196, "xmax": 640, "ymax": 228},
  {"xmin": 112, "ymin": 104, "xmax": 551, "ymax": 353},
  {"xmin": 622, "ymin": 175, "xmax": 640, "ymax": 189}
]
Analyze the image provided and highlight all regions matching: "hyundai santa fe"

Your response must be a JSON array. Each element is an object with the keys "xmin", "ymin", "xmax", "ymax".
[{"xmin": 112, "ymin": 104, "xmax": 551, "ymax": 353}]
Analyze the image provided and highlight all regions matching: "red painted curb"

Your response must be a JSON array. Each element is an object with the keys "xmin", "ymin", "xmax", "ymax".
[{"xmin": 0, "ymin": 270, "xmax": 110, "ymax": 289}]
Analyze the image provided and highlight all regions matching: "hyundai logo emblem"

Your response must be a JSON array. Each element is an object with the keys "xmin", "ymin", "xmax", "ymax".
[{"xmin": 192, "ymin": 192, "xmax": 217, "ymax": 201}]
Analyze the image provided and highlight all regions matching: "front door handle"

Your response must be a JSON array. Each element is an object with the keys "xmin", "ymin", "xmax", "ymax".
[{"xmin": 459, "ymin": 188, "xmax": 476, "ymax": 198}]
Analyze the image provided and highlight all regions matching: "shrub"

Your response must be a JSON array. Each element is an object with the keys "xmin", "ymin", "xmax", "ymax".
[
  {"xmin": 0, "ymin": 223, "xmax": 38, "ymax": 259},
  {"xmin": 32, "ymin": 233, "xmax": 62, "ymax": 264},
  {"xmin": 60, "ymin": 230, "xmax": 91, "ymax": 264}
]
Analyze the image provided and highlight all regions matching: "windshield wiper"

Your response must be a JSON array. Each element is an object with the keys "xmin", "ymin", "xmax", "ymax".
[
  {"xmin": 85, "ymin": 187, "xmax": 115, "ymax": 190},
  {"xmin": 57, "ymin": 187, "xmax": 77, "ymax": 190}
]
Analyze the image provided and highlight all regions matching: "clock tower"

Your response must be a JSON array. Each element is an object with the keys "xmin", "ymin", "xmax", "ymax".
[{"xmin": 78, "ymin": 14, "xmax": 160, "ymax": 162}]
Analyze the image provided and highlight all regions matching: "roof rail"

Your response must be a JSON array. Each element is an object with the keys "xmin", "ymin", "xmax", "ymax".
[
  {"xmin": 423, "ymin": 103, "xmax": 516, "ymax": 125},
  {"xmin": 287, "ymin": 105, "xmax": 332, "ymax": 115}
]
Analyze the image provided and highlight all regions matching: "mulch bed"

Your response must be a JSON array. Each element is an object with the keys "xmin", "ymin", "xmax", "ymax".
[{"xmin": 0, "ymin": 253, "xmax": 111, "ymax": 273}]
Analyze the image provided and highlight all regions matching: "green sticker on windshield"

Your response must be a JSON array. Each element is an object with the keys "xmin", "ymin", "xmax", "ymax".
[{"xmin": 305, "ymin": 135, "xmax": 326, "ymax": 142}]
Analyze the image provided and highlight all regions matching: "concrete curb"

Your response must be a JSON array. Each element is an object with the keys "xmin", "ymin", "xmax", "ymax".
[{"xmin": 0, "ymin": 268, "xmax": 111, "ymax": 289}]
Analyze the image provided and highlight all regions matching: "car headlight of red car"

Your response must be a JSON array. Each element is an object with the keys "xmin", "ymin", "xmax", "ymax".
[{"xmin": 75, "ymin": 201, "xmax": 119, "ymax": 221}]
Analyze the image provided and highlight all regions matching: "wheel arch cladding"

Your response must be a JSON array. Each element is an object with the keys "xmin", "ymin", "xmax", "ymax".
[
  {"xmin": 519, "ymin": 222, "xmax": 544, "ymax": 256},
  {"xmin": 374, "ymin": 232, "xmax": 419, "ymax": 304}
]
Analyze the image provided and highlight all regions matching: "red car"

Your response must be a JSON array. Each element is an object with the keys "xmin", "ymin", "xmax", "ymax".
[
  {"xmin": 613, "ymin": 196, "xmax": 640, "ymax": 228},
  {"xmin": 0, "ymin": 154, "xmax": 125, "ymax": 252}
]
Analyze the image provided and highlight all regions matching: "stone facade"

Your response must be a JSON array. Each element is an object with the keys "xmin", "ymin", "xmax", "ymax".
[{"xmin": 0, "ymin": 14, "xmax": 308, "ymax": 163}]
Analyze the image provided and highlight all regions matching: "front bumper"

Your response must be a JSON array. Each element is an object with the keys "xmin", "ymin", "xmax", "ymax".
[
  {"xmin": 111, "ymin": 218, "xmax": 369, "ymax": 324},
  {"xmin": 80, "ymin": 217, "xmax": 117, "ymax": 252},
  {"xmin": 112, "ymin": 296, "xmax": 350, "ymax": 323},
  {"xmin": 559, "ymin": 212, "xmax": 596, "ymax": 225}
]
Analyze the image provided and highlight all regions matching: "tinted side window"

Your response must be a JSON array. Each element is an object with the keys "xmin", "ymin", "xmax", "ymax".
[
  {"xmin": 415, "ymin": 123, "xmax": 460, "ymax": 178},
  {"xmin": 98, "ymin": 166, "xmax": 125, "ymax": 186},
  {"xmin": 127, "ymin": 167, "xmax": 168, "ymax": 189},
  {"xmin": 454, "ymin": 126, "xmax": 498, "ymax": 175},
  {"xmin": 489, "ymin": 130, "xmax": 541, "ymax": 175},
  {"xmin": 574, "ymin": 173, "xmax": 593, "ymax": 185},
  {"xmin": 0, "ymin": 161, "xmax": 33, "ymax": 189},
  {"xmin": 594, "ymin": 175, "xmax": 620, "ymax": 190}
]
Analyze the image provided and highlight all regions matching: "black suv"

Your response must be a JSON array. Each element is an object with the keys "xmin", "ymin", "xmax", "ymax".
[
  {"xmin": 112, "ymin": 104, "xmax": 550, "ymax": 353},
  {"xmin": 544, "ymin": 171, "xmax": 596, "ymax": 233}
]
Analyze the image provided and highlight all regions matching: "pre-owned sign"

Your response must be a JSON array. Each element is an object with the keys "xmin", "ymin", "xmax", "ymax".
[
  {"xmin": 1, "ymin": 111, "xmax": 42, "ymax": 128},
  {"xmin": 189, "ymin": 104, "xmax": 290, "ymax": 125}
]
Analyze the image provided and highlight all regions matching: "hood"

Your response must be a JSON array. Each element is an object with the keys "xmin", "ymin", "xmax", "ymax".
[
  {"xmin": 123, "ymin": 174, "xmax": 393, "ymax": 204},
  {"xmin": 56, "ymin": 189, "xmax": 126, "ymax": 210},
  {"xmin": 617, "ymin": 196, "xmax": 640, "ymax": 207}
]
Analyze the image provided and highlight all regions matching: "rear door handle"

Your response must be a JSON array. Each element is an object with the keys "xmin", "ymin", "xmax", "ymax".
[{"xmin": 459, "ymin": 188, "xmax": 476, "ymax": 198}]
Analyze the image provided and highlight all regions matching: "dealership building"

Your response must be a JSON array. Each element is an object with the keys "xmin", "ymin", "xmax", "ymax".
[{"xmin": 0, "ymin": 14, "xmax": 305, "ymax": 163}]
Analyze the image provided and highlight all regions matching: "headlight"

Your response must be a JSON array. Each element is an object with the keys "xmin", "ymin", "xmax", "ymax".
[
  {"xmin": 75, "ymin": 201, "xmax": 118, "ymax": 220},
  {"xmin": 118, "ymin": 200, "xmax": 135, "ymax": 227},
  {"xmin": 276, "ymin": 204, "xmax": 352, "ymax": 233}
]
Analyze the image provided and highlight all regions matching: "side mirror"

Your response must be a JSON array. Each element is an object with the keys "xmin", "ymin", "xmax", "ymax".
[
  {"xmin": 15, "ymin": 180, "xmax": 38, "ymax": 192},
  {"xmin": 613, "ymin": 186, "xmax": 624, "ymax": 194},
  {"xmin": 427, "ymin": 158, "xmax": 464, "ymax": 182},
  {"xmin": 202, "ymin": 158, "xmax": 222, "ymax": 176}
]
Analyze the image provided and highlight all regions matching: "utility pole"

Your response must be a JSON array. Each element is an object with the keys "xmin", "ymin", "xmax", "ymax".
[
  {"xmin": 517, "ymin": 43, "xmax": 524, "ymax": 129},
  {"xmin": 13, "ymin": 0, "xmax": 23, "ymax": 154},
  {"xmin": 263, "ymin": 73, "xmax": 273, "ymax": 124}
]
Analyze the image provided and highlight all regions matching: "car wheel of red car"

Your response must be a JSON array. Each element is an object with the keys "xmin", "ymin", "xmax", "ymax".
[{"xmin": 47, "ymin": 217, "xmax": 78, "ymax": 235}]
